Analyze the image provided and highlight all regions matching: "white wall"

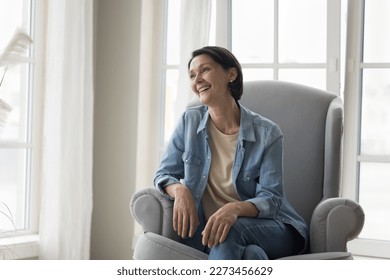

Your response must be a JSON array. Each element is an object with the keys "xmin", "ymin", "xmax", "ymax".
[{"xmin": 91, "ymin": 0, "xmax": 141, "ymax": 259}]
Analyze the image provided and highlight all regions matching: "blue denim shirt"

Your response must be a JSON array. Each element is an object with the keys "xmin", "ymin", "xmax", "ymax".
[{"xmin": 154, "ymin": 104, "xmax": 308, "ymax": 251}]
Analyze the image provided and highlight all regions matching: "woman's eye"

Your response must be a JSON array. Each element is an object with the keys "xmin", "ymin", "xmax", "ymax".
[{"xmin": 202, "ymin": 67, "xmax": 209, "ymax": 73}]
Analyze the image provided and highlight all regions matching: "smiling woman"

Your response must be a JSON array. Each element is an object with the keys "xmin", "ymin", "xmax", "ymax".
[{"xmin": 154, "ymin": 46, "xmax": 308, "ymax": 260}]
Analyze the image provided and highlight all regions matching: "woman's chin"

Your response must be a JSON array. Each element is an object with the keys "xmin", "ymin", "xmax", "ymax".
[
  {"xmin": 198, "ymin": 94, "xmax": 209, "ymax": 104},
  {"xmin": 199, "ymin": 96, "xmax": 208, "ymax": 105}
]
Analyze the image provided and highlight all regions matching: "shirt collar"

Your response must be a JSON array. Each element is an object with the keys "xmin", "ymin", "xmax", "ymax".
[
  {"xmin": 196, "ymin": 104, "xmax": 257, "ymax": 143},
  {"xmin": 197, "ymin": 106, "xmax": 209, "ymax": 134}
]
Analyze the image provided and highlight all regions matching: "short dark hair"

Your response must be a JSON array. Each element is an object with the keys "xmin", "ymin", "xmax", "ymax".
[{"xmin": 188, "ymin": 46, "xmax": 244, "ymax": 101}]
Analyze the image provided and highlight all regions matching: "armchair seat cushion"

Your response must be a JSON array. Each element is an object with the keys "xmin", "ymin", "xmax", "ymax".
[{"xmin": 134, "ymin": 231, "xmax": 353, "ymax": 260}]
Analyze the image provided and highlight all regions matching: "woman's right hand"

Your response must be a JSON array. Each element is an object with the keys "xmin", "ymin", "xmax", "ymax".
[{"xmin": 165, "ymin": 183, "xmax": 200, "ymax": 239}]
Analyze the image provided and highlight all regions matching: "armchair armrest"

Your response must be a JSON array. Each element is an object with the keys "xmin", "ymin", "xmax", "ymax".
[
  {"xmin": 130, "ymin": 188, "xmax": 179, "ymax": 241},
  {"xmin": 310, "ymin": 198, "xmax": 364, "ymax": 253}
]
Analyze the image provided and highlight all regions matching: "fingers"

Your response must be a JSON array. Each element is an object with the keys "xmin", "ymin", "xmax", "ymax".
[
  {"xmin": 202, "ymin": 223, "xmax": 229, "ymax": 248},
  {"xmin": 201, "ymin": 223, "xmax": 210, "ymax": 246},
  {"xmin": 173, "ymin": 203, "xmax": 185, "ymax": 238},
  {"xmin": 202, "ymin": 206, "xmax": 237, "ymax": 247},
  {"xmin": 172, "ymin": 206, "xmax": 178, "ymax": 232},
  {"xmin": 176, "ymin": 208, "xmax": 183, "ymax": 236},
  {"xmin": 173, "ymin": 200, "xmax": 199, "ymax": 239},
  {"xmin": 202, "ymin": 219, "xmax": 220, "ymax": 248},
  {"xmin": 189, "ymin": 214, "xmax": 200, "ymax": 238},
  {"xmin": 218, "ymin": 224, "xmax": 230, "ymax": 244},
  {"xmin": 180, "ymin": 211, "xmax": 188, "ymax": 238}
]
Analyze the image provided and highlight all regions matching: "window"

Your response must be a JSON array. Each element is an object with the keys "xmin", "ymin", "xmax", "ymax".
[
  {"xmin": 344, "ymin": 0, "xmax": 390, "ymax": 258},
  {"xmin": 0, "ymin": 0, "xmax": 38, "ymax": 236},
  {"xmin": 162, "ymin": 0, "xmax": 343, "ymax": 144},
  {"xmin": 231, "ymin": 0, "xmax": 342, "ymax": 92},
  {"xmin": 162, "ymin": 0, "xmax": 216, "ymax": 145},
  {"xmin": 162, "ymin": 0, "xmax": 344, "ymax": 145},
  {"xmin": 163, "ymin": 0, "xmax": 181, "ymax": 145}
]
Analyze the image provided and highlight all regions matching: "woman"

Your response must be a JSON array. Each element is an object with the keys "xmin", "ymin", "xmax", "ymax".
[{"xmin": 154, "ymin": 46, "xmax": 308, "ymax": 259}]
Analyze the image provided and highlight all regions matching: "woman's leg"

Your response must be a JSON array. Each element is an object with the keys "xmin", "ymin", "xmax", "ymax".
[
  {"xmin": 208, "ymin": 217, "xmax": 301, "ymax": 260},
  {"xmin": 242, "ymin": 244, "xmax": 269, "ymax": 260}
]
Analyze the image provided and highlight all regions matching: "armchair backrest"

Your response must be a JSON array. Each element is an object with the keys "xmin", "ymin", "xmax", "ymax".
[{"xmin": 240, "ymin": 80, "xmax": 343, "ymax": 225}]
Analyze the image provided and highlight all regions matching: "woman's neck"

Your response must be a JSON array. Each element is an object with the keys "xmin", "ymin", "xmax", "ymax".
[{"xmin": 208, "ymin": 99, "xmax": 240, "ymax": 135}]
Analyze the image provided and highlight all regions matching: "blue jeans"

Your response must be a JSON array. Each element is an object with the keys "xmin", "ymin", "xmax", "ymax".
[{"xmin": 182, "ymin": 217, "xmax": 303, "ymax": 260}]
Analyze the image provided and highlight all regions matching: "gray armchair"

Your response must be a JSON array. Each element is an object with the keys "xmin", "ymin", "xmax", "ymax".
[{"xmin": 130, "ymin": 80, "xmax": 364, "ymax": 260}]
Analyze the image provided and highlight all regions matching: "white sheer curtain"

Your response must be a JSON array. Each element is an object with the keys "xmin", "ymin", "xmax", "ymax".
[
  {"xmin": 134, "ymin": 0, "xmax": 165, "ymax": 241},
  {"xmin": 175, "ymin": 0, "xmax": 211, "ymax": 121},
  {"xmin": 39, "ymin": 0, "xmax": 94, "ymax": 259}
]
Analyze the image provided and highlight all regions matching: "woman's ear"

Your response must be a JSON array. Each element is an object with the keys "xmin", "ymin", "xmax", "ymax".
[{"xmin": 229, "ymin": 67, "xmax": 238, "ymax": 82}]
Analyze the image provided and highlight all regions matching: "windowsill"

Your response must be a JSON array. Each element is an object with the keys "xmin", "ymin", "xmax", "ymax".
[
  {"xmin": 348, "ymin": 238, "xmax": 390, "ymax": 260},
  {"xmin": 0, "ymin": 234, "xmax": 39, "ymax": 260}
]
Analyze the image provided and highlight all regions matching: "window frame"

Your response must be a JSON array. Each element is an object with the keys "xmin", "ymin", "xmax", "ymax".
[
  {"xmin": 27, "ymin": 0, "xmax": 44, "ymax": 236},
  {"xmin": 343, "ymin": 0, "xmax": 390, "ymax": 259},
  {"xmin": 161, "ymin": 0, "xmax": 343, "ymax": 147},
  {"xmin": 0, "ymin": 0, "xmax": 44, "ymax": 258},
  {"xmin": 226, "ymin": 0, "xmax": 342, "ymax": 93}
]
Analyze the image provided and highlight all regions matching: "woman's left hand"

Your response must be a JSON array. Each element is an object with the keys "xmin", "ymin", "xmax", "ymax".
[
  {"xmin": 201, "ymin": 203, "xmax": 239, "ymax": 248},
  {"xmin": 201, "ymin": 201, "xmax": 259, "ymax": 248}
]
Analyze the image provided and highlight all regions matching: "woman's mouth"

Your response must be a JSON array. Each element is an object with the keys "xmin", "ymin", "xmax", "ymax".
[{"xmin": 198, "ymin": 86, "xmax": 210, "ymax": 94}]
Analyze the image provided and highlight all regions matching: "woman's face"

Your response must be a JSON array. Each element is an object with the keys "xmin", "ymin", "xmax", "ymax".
[{"xmin": 188, "ymin": 54, "xmax": 236, "ymax": 106}]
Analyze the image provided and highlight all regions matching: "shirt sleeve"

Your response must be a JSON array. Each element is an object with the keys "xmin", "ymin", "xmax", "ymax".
[
  {"xmin": 153, "ymin": 112, "xmax": 186, "ymax": 199},
  {"xmin": 246, "ymin": 131, "xmax": 284, "ymax": 219}
]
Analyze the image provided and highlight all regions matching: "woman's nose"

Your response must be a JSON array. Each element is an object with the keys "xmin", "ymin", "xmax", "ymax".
[{"xmin": 194, "ymin": 74, "xmax": 203, "ymax": 83}]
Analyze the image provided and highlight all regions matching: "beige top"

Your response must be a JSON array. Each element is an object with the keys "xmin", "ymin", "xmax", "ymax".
[{"xmin": 201, "ymin": 120, "xmax": 240, "ymax": 221}]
